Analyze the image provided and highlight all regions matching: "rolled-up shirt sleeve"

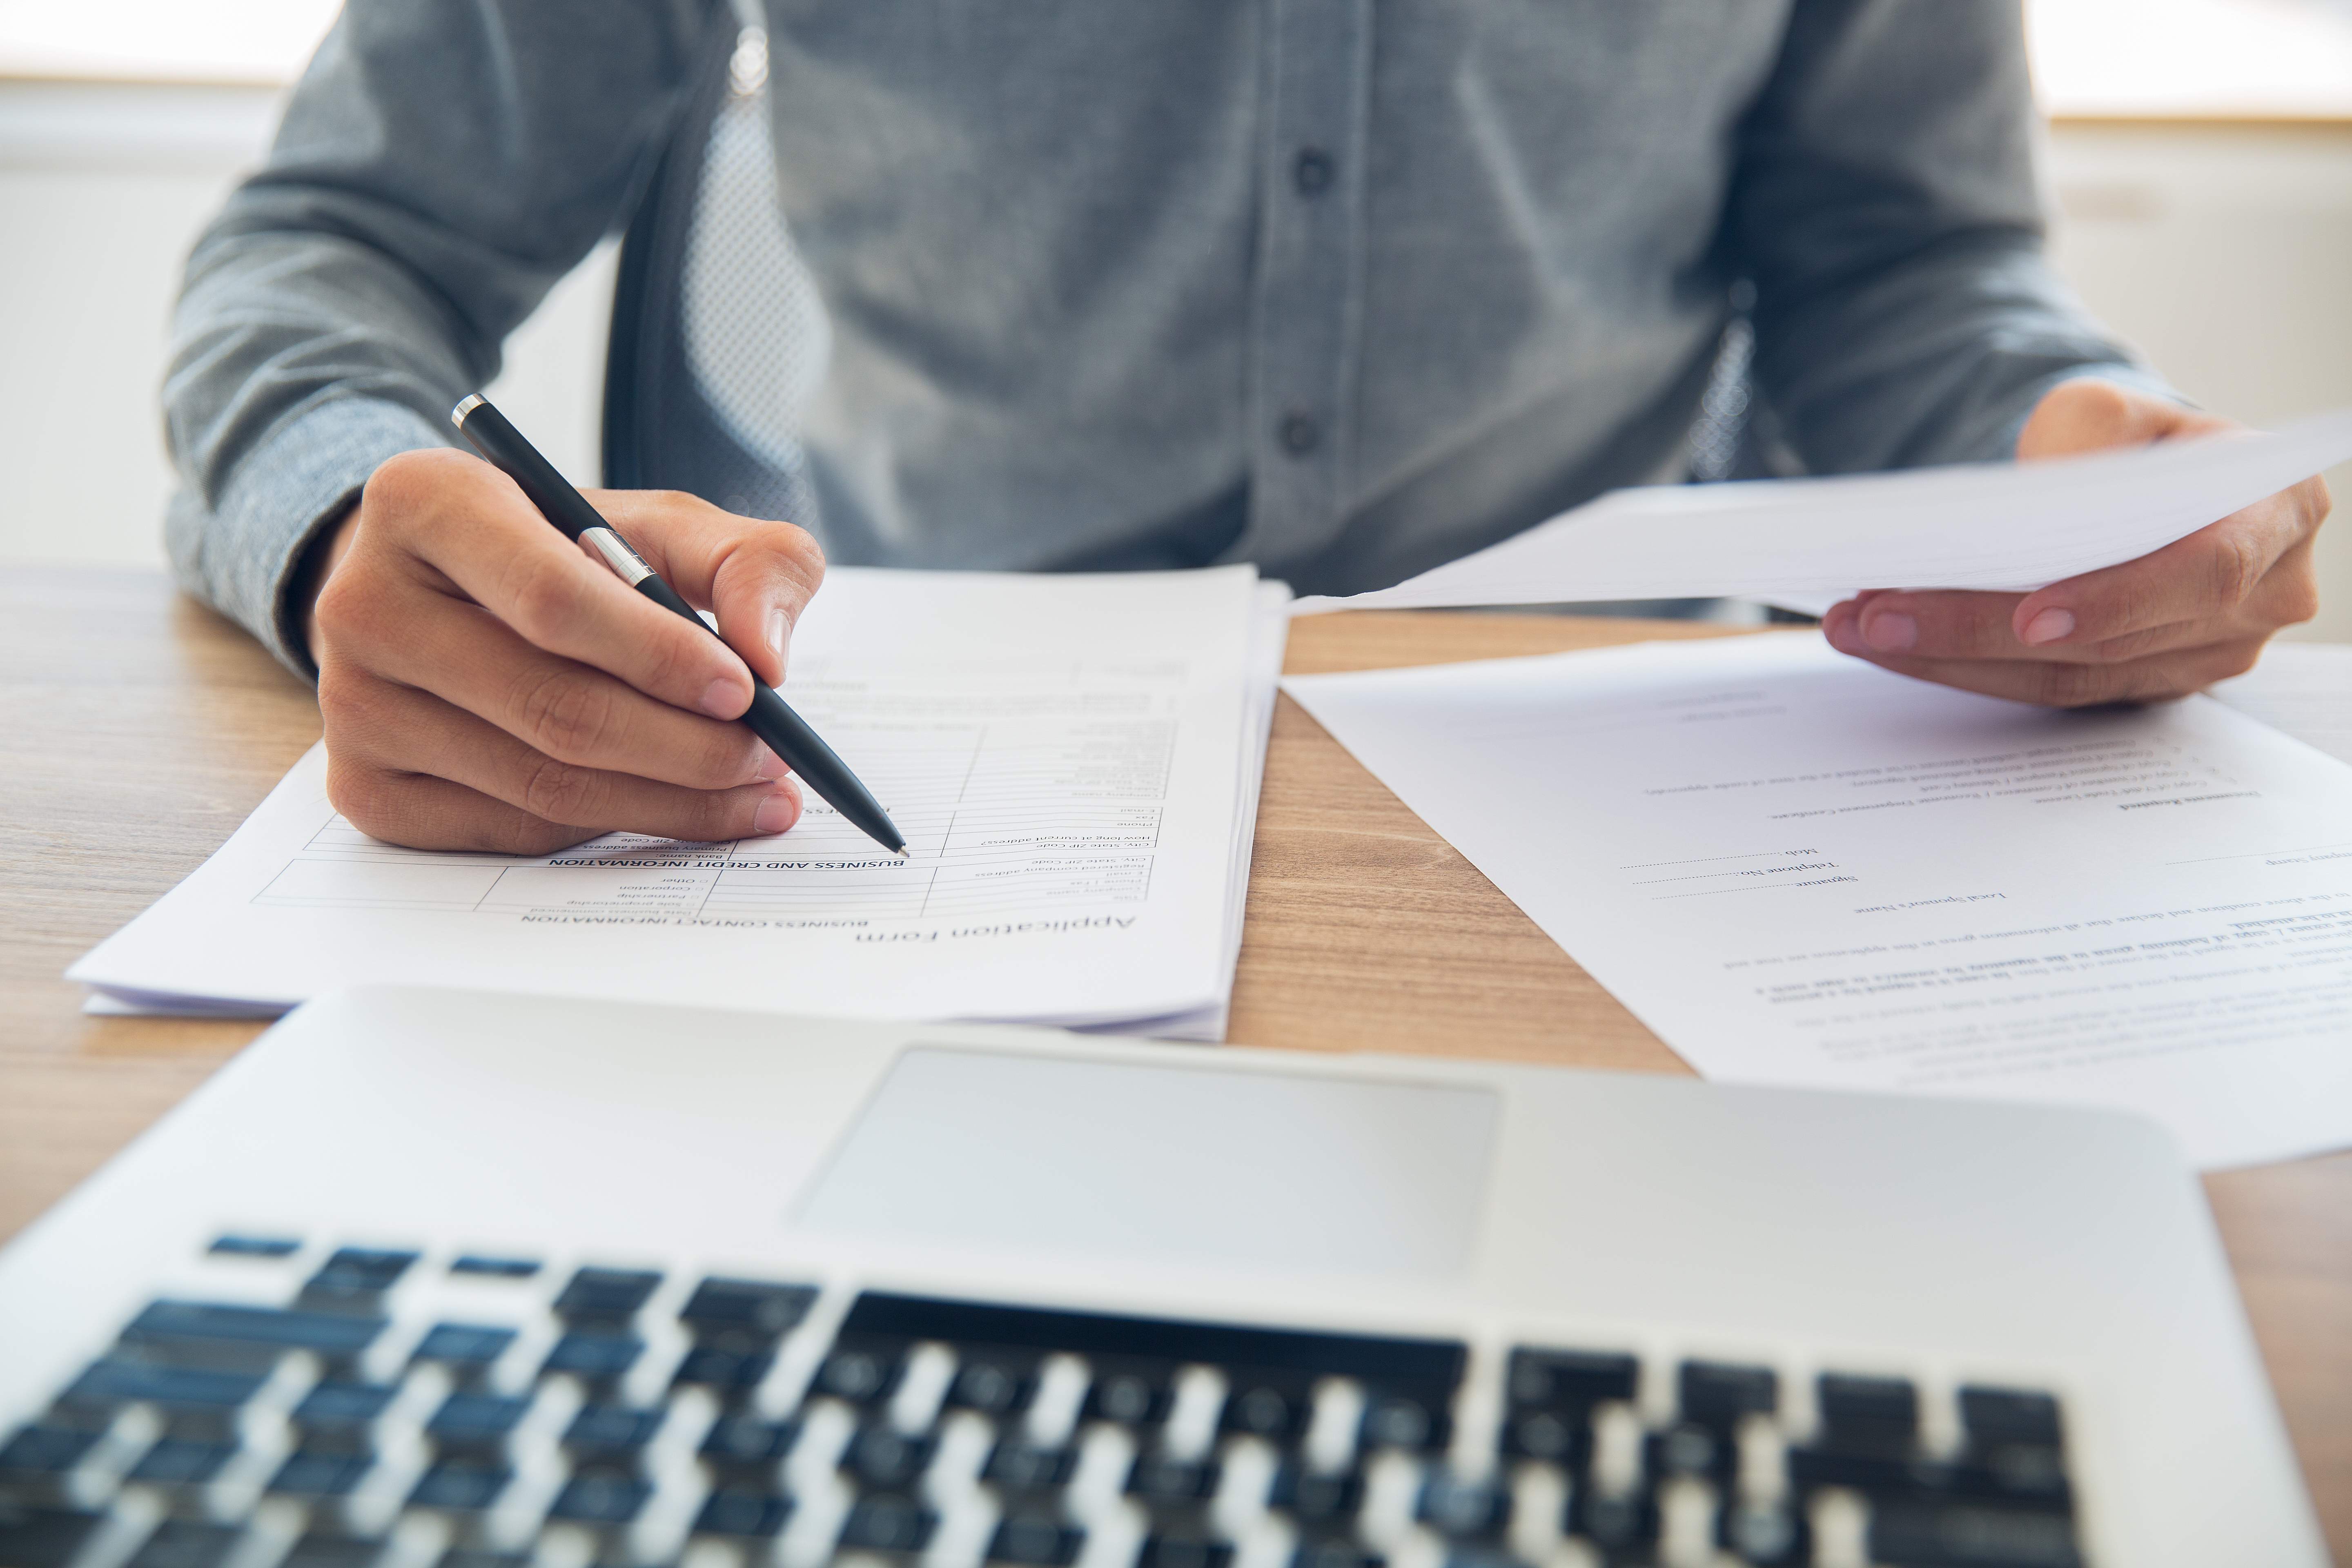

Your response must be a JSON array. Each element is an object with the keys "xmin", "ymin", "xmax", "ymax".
[
  {"xmin": 1726, "ymin": 0, "xmax": 2175, "ymax": 478},
  {"xmin": 163, "ymin": 0, "xmax": 713, "ymax": 677}
]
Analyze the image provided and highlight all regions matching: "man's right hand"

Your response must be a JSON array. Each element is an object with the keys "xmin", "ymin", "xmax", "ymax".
[{"xmin": 301, "ymin": 446, "xmax": 825, "ymax": 855}]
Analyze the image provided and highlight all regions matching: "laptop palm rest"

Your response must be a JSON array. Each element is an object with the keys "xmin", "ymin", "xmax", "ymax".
[{"xmin": 795, "ymin": 1047, "xmax": 1499, "ymax": 1279}]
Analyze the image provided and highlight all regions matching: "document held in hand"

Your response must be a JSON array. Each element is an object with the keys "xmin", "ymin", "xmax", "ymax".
[
  {"xmin": 1287, "ymin": 633, "xmax": 2352, "ymax": 1167},
  {"xmin": 1293, "ymin": 408, "xmax": 2352, "ymax": 615},
  {"xmin": 74, "ymin": 567, "xmax": 1290, "ymax": 1040}
]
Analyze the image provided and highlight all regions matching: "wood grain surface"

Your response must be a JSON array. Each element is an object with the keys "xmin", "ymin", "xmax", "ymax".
[{"xmin": 4, "ymin": 568, "xmax": 2345, "ymax": 1558}]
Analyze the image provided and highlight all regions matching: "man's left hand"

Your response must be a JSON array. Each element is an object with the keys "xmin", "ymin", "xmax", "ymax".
[{"xmin": 1820, "ymin": 379, "xmax": 2333, "ymax": 706}]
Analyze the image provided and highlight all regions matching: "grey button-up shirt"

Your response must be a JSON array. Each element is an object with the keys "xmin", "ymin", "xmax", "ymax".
[{"xmin": 166, "ymin": 0, "xmax": 2154, "ymax": 675}]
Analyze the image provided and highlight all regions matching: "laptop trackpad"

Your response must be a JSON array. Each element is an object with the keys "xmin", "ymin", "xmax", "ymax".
[{"xmin": 795, "ymin": 1048, "xmax": 1497, "ymax": 1279}]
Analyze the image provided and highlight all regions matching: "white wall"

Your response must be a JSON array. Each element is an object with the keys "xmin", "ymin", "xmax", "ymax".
[
  {"xmin": 0, "ymin": 80, "xmax": 612, "ymax": 570},
  {"xmin": 2043, "ymin": 123, "xmax": 2352, "ymax": 639},
  {"xmin": 0, "ymin": 78, "xmax": 2347, "ymax": 635}
]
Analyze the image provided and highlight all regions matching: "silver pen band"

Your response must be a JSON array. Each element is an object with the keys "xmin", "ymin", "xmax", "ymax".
[{"xmin": 581, "ymin": 525, "xmax": 655, "ymax": 587}]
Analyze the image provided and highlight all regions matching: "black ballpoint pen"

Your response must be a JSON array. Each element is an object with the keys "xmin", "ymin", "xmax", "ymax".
[{"xmin": 450, "ymin": 393, "xmax": 907, "ymax": 859}]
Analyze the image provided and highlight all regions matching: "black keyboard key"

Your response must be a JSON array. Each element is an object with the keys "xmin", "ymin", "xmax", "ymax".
[
  {"xmin": 127, "ymin": 1519, "xmax": 243, "ymax": 1568},
  {"xmin": 207, "ymin": 1235, "xmax": 301, "ymax": 1259},
  {"xmin": 838, "ymin": 1294, "xmax": 1464, "ymax": 1408},
  {"xmin": 812, "ymin": 1342, "xmax": 905, "ymax": 1405},
  {"xmin": 984, "ymin": 1441, "xmax": 1078, "ymax": 1491},
  {"xmin": 1959, "ymin": 1388, "xmax": 2063, "ymax": 1450},
  {"xmin": 58, "ymin": 1360, "xmax": 265, "ymax": 1425},
  {"xmin": 291, "ymin": 1382, "xmax": 393, "ymax": 1454},
  {"xmin": 0, "ymin": 1504, "xmax": 104, "ymax": 1568},
  {"xmin": 448, "ymin": 1256, "xmax": 539, "ymax": 1279},
  {"xmin": 701, "ymin": 1415, "xmax": 801, "ymax": 1472},
  {"xmin": 672, "ymin": 1345, "xmax": 774, "ymax": 1394},
  {"xmin": 1360, "ymin": 1392, "xmax": 1449, "ymax": 1452},
  {"xmin": 837, "ymin": 1493, "xmax": 937, "ymax": 1553},
  {"xmin": 842, "ymin": 1424, "xmax": 936, "ymax": 1489},
  {"xmin": 408, "ymin": 1462, "xmax": 513, "ymax": 1511},
  {"xmin": 127, "ymin": 1439, "xmax": 236, "ymax": 1485},
  {"xmin": 1677, "ymin": 1361, "xmax": 1777, "ymax": 1429},
  {"xmin": 990, "ymin": 1513, "xmax": 1085, "ymax": 1566},
  {"xmin": 1721, "ymin": 1500, "xmax": 1807, "ymax": 1564},
  {"xmin": 1571, "ymin": 1487, "xmax": 1659, "ymax": 1550},
  {"xmin": 0, "ymin": 1425, "xmax": 100, "ymax": 1474},
  {"xmin": 1788, "ymin": 1446, "xmax": 1938, "ymax": 1495},
  {"xmin": 552, "ymin": 1268, "xmax": 662, "ymax": 1325},
  {"xmin": 1500, "ymin": 1408, "xmax": 1588, "ymax": 1464},
  {"xmin": 695, "ymin": 1487, "xmax": 793, "ymax": 1538},
  {"xmin": 411, "ymin": 1324, "xmax": 516, "ymax": 1374},
  {"xmin": 1268, "ymin": 1464, "xmax": 1363, "ymax": 1524},
  {"xmin": 1084, "ymin": 1363, "xmax": 1176, "ymax": 1427},
  {"xmin": 278, "ymin": 1533, "xmax": 385, "ymax": 1568},
  {"xmin": 1292, "ymin": 1548, "xmax": 1381, "ymax": 1568},
  {"xmin": 563, "ymin": 1405, "xmax": 663, "ymax": 1460},
  {"xmin": 946, "ymin": 1352, "xmax": 1040, "ymax": 1416},
  {"xmin": 1869, "ymin": 1499, "xmax": 2081, "ymax": 1567},
  {"xmin": 270, "ymin": 1449, "xmax": 375, "ymax": 1497},
  {"xmin": 547, "ymin": 1472, "xmax": 652, "ymax": 1524},
  {"xmin": 1138, "ymin": 1535, "xmax": 1234, "ymax": 1568},
  {"xmin": 301, "ymin": 1248, "xmax": 419, "ymax": 1308},
  {"xmin": 1648, "ymin": 1423, "xmax": 1731, "ymax": 1480},
  {"xmin": 541, "ymin": 1331, "xmax": 644, "ymax": 1382},
  {"xmin": 1128, "ymin": 1454, "xmax": 1221, "ymax": 1502},
  {"xmin": 424, "ymin": 1394, "xmax": 530, "ymax": 1452},
  {"xmin": 678, "ymin": 1278, "xmax": 816, "ymax": 1344},
  {"xmin": 1818, "ymin": 1374, "xmax": 1919, "ymax": 1452},
  {"xmin": 1506, "ymin": 1349, "xmax": 1638, "ymax": 1412},
  {"xmin": 294, "ymin": 1381, "xmax": 397, "ymax": 1431},
  {"xmin": 1220, "ymin": 1377, "xmax": 1308, "ymax": 1441},
  {"xmin": 1417, "ymin": 1472, "xmax": 1510, "ymax": 1538},
  {"xmin": 120, "ymin": 1301, "xmax": 387, "ymax": 1367}
]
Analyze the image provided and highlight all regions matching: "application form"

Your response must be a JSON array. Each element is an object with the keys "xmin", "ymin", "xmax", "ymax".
[
  {"xmin": 74, "ymin": 567, "xmax": 1287, "ymax": 1038},
  {"xmin": 1292, "ymin": 407, "xmax": 2352, "ymax": 615},
  {"xmin": 1287, "ymin": 633, "xmax": 2352, "ymax": 1167}
]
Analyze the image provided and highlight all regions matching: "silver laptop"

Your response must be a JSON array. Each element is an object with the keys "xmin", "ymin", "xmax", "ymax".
[{"xmin": 0, "ymin": 987, "xmax": 2320, "ymax": 1568}]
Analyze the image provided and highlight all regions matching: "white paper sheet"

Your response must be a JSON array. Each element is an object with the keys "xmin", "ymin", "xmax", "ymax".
[
  {"xmin": 74, "ymin": 567, "xmax": 1289, "ymax": 1038},
  {"xmin": 1293, "ymin": 408, "xmax": 2352, "ymax": 615},
  {"xmin": 1287, "ymin": 633, "xmax": 2352, "ymax": 1167}
]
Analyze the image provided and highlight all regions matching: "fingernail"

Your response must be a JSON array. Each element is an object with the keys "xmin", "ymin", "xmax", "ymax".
[
  {"xmin": 753, "ymin": 787, "xmax": 799, "ymax": 835},
  {"xmin": 766, "ymin": 607, "xmax": 788, "ymax": 667},
  {"xmin": 2022, "ymin": 607, "xmax": 2077, "ymax": 645},
  {"xmin": 755, "ymin": 746, "xmax": 788, "ymax": 782},
  {"xmin": 1862, "ymin": 611, "xmax": 1917, "ymax": 653},
  {"xmin": 700, "ymin": 677, "xmax": 744, "ymax": 718}
]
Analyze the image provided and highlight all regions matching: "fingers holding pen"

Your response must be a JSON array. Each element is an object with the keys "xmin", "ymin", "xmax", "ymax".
[
  {"xmin": 323, "ymin": 668, "xmax": 804, "ymax": 850},
  {"xmin": 355, "ymin": 448, "xmax": 761, "ymax": 719},
  {"xmin": 586, "ymin": 487, "xmax": 826, "ymax": 689},
  {"xmin": 344, "ymin": 589, "xmax": 790, "ymax": 793}
]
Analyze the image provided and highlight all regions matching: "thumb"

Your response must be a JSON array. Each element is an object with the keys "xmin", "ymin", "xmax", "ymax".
[{"xmin": 2016, "ymin": 378, "xmax": 2226, "ymax": 461}]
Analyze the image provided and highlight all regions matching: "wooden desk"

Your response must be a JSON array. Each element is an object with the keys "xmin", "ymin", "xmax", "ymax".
[{"xmin": 5, "ymin": 567, "xmax": 2348, "ymax": 1555}]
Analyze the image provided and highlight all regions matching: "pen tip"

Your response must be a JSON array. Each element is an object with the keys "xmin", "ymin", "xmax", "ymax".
[{"xmin": 894, "ymin": 847, "xmax": 909, "ymax": 860}]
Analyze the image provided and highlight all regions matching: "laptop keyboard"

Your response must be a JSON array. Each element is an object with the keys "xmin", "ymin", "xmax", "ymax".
[{"xmin": 0, "ymin": 1238, "xmax": 2083, "ymax": 1568}]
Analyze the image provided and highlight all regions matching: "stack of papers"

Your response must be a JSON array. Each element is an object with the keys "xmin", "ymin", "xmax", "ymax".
[
  {"xmin": 1287, "ymin": 633, "xmax": 2352, "ymax": 1169},
  {"xmin": 74, "ymin": 566, "xmax": 1290, "ymax": 1041},
  {"xmin": 1294, "ymin": 408, "xmax": 2352, "ymax": 615}
]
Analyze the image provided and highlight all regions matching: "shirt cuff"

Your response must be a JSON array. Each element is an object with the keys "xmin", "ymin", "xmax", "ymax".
[{"xmin": 166, "ymin": 395, "xmax": 456, "ymax": 682}]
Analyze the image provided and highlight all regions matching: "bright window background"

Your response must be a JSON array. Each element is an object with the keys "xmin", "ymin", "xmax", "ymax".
[{"xmin": 5, "ymin": 0, "xmax": 2350, "ymax": 114}]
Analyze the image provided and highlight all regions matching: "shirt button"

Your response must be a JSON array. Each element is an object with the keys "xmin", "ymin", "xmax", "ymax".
[
  {"xmin": 1278, "ymin": 412, "xmax": 1321, "ymax": 456},
  {"xmin": 1292, "ymin": 147, "xmax": 1334, "ymax": 196}
]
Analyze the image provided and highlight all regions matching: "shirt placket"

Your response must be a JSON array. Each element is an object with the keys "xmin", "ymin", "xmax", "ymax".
[{"xmin": 1240, "ymin": 0, "xmax": 1372, "ymax": 565}]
